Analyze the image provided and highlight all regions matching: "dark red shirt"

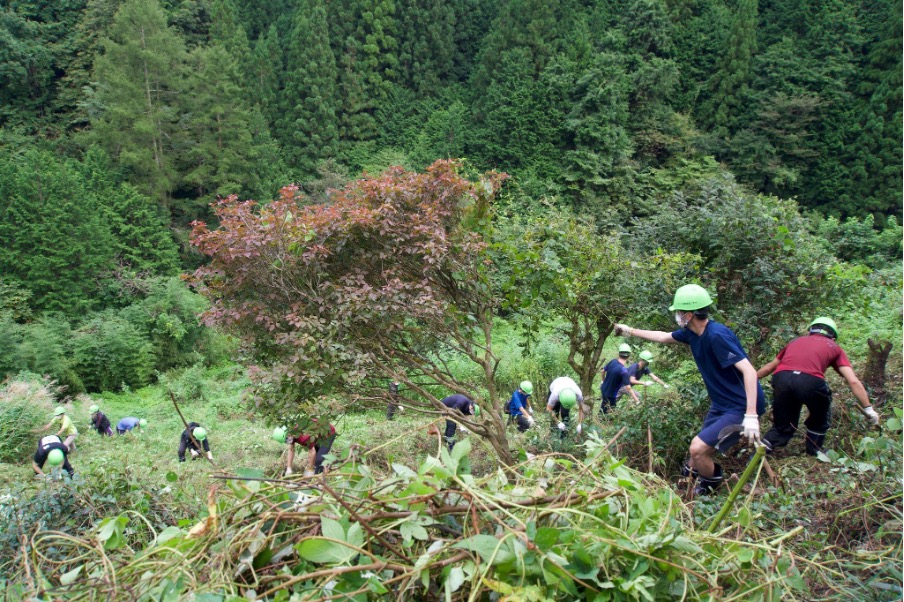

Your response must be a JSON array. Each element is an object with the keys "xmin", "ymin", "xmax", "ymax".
[
  {"xmin": 773, "ymin": 335, "xmax": 851, "ymax": 380},
  {"xmin": 289, "ymin": 423, "xmax": 336, "ymax": 448}
]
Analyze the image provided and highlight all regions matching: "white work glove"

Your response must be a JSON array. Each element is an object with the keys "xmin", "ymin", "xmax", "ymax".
[
  {"xmin": 303, "ymin": 469, "xmax": 315, "ymax": 477},
  {"xmin": 526, "ymin": 416, "xmax": 535, "ymax": 427},
  {"xmin": 663, "ymin": 384, "xmax": 670, "ymax": 389},
  {"xmin": 207, "ymin": 452, "xmax": 214, "ymax": 461},
  {"xmin": 576, "ymin": 423, "xmax": 582, "ymax": 435},
  {"xmin": 397, "ymin": 405, "xmax": 404, "ymax": 413},
  {"xmin": 527, "ymin": 407, "xmax": 533, "ymax": 415},
  {"xmin": 557, "ymin": 421, "xmax": 567, "ymax": 432},
  {"xmin": 459, "ymin": 426, "xmax": 469, "ymax": 435},
  {"xmin": 190, "ymin": 449, "xmax": 199, "ymax": 458},
  {"xmin": 861, "ymin": 406, "xmax": 880, "ymax": 426},
  {"xmin": 742, "ymin": 414, "xmax": 761, "ymax": 443},
  {"xmin": 614, "ymin": 323, "xmax": 631, "ymax": 336},
  {"xmin": 642, "ymin": 381, "xmax": 653, "ymax": 387},
  {"xmin": 285, "ymin": 467, "xmax": 293, "ymax": 476}
]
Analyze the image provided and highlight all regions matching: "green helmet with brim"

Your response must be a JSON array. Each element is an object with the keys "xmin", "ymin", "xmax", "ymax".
[
  {"xmin": 192, "ymin": 427, "xmax": 207, "ymax": 441},
  {"xmin": 639, "ymin": 351, "xmax": 653, "ymax": 362},
  {"xmin": 808, "ymin": 317, "xmax": 838, "ymax": 339},
  {"xmin": 89, "ymin": 404, "xmax": 99, "ymax": 414},
  {"xmin": 47, "ymin": 448, "xmax": 65, "ymax": 466},
  {"xmin": 519, "ymin": 381, "xmax": 533, "ymax": 395},
  {"xmin": 668, "ymin": 284, "xmax": 714, "ymax": 311},
  {"xmin": 473, "ymin": 404, "xmax": 481, "ymax": 417},
  {"xmin": 618, "ymin": 343, "xmax": 632, "ymax": 354},
  {"xmin": 559, "ymin": 389, "xmax": 577, "ymax": 409},
  {"xmin": 54, "ymin": 406, "xmax": 66, "ymax": 416},
  {"xmin": 139, "ymin": 419, "xmax": 147, "ymax": 428},
  {"xmin": 272, "ymin": 427, "xmax": 287, "ymax": 444}
]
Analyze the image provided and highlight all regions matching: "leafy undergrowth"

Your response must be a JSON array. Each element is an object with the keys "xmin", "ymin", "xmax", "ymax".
[{"xmin": 4, "ymin": 434, "xmax": 814, "ymax": 601}]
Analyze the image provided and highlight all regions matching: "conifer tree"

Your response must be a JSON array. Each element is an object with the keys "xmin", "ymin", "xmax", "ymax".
[
  {"xmin": 90, "ymin": 0, "xmax": 188, "ymax": 206},
  {"xmin": 707, "ymin": 0, "xmax": 758, "ymax": 135},
  {"xmin": 278, "ymin": 0, "xmax": 340, "ymax": 176}
]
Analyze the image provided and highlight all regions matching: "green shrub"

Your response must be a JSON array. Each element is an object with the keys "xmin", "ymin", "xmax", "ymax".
[
  {"xmin": 72, "ymin": 312, "xmax": 154, "ymax": 392},
  {"xmin": 0, "ymin": 374, "xmax": 59, "ymax": 462}
]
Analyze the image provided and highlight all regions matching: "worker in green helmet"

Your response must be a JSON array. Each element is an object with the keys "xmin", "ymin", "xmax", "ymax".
[
  {"xmin": 178, "ymin": 422, "xmax": 213, "ymax": 462},
  {"xmin": 36, "ymin": 406, "xmax": 78, "ymax": 452},
  {"xmin": 32, "ymin": 435, "xmax": 75, "ymax": 477},
  {"xmin": 546, "ymin": 376, "xmax": 584, "ymax": 436},
  {"xmin": 89, "ymin": 404, "xmax": 113, "ymax": 436},
  {"xmin": 506, "ymin": 380, "xmax": 535, "ymax": 432},
  {"xmin": 756, "ymin": 317, "xmax": 879, "ymax": 456},
  {"xmin": 626, "ymin": 351, "xmax": 670, "ymax": 390},
  {"xmin": 615, "ymin": 284, "xmax": 765, "ymax": 496},
  {"xmin": 599, "ymin": 343, "xmax": 640, "ymax": 415}
]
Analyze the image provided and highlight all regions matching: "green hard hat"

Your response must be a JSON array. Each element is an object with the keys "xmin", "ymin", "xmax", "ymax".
[
  {"xmin": 639, "ymin": 351, "xmax": 653, "ymax": 362},
  {"xmin": 473, "ymin": 404, "xmax": 481, "ymax": 417},
  {"xmin": 89, "ymin": 404, "xmax": 99, "ymax": 414},
  {"xmin": 559, "ymin": 389, "xmax": 577, "ymax": 409},
  {"xmin": 54, "ymin": 406, "xmax": 66, "ymax": 416},
  {"xmin": 139, "ymin": 419, "xmax": 147, "ymax": 428},
  {"xmin": 668, "ymin": 284, "xmax": 714, "ymax": 311},
  {"xmin": 272, "ymin": 427, "xmax": 287, "ymax": 444},
  {"xmin": 519, "ymin": 381, "xmax": 533, "ymax": 395},
  {"xmin": 618, "ymin": 343, "xmax": 632, "ymax": 354},
  {"xmin": 809, "ymin": 317, "xmax": 838, "ymax": 339},
  {"xmin": 192, "ymin": 427, "xmax": 207, "ymax": 441},
  {"xmin": 47, "ymin": 448, "xmax": 65, "ymax": 466}
]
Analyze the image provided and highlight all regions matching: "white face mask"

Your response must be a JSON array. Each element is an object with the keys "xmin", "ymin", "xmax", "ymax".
[{"xmin": 675, "ymin": 312, "xmax": 689, "ymax": 328}]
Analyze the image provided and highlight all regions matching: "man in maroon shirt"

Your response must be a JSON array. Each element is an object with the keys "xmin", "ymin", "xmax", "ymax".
[
  {"xmin": 757, "ymin": 317, "xmax": 879, "ymax": 455},
  {"xmin": 281, "ymin": 420, "xmax": 337, "ymax": 476}
]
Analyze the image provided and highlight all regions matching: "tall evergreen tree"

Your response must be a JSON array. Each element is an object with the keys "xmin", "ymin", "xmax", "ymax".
[
  {"xmin": 395, "ymin": 0, "xmax": 455, "ymax": 95},
  {"xmin": 90, "ymin": 0, "xmax": 188, "ymax": 205},
  {"xmin": 278, "ymin": 0, "xmax": 340, "ymax": 176},
  {"xmin": 249, "ymin": 24, "xmax": 283, "ymax": 128},
  {"xmin": 706, "ymin": 0, "xmax": 758, "ymax": 136}
]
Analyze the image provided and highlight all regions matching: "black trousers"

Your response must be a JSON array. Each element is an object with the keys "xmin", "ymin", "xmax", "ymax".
[
  {"xmin": 509, "ymin": 413, "xmax": 531, "ymax": 432},
  {"xmin": 599, "ymin": 395, "xmax": 617, "ymax": 415},
  {"xmin": 444, "ymin": 420, "xmax": 458, "ymax": 451},
  {"xmin": 313, "ymin": 434, "xmax": 336, "ymax": 474},
  {"xmin": 763, "ymin": 371, "xmax": 832, "ymax": 455},
  {"xmin": 549, "ymin": 402, "xmax": 570, "ymax": 439}
]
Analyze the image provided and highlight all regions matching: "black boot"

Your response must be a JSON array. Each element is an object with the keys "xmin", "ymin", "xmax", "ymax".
[
  {"xmin": 680, "ymin": 461, "xmax": 699, "ymax": 479},
  {"xmin": 694, "ymin": 463, "xmax": 724, "ymax": 496},
  {"xmin": 804, "ymin": 430, "xmax": 826, "ymax": 456}
]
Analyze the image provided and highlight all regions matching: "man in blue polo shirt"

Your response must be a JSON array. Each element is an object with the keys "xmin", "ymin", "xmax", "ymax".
[
  {"xmin": 599, "ymin": 344, "xmax": 640, "ymax": 415},
  {"xmin": 614, "ymin": 284, "xmax": 765, "ymax": 495}
]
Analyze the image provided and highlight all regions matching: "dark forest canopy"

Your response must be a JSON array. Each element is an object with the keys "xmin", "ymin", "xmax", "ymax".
[{"xmin": 0, "ymin": 0, "xmax": 900, "ymax": 225}]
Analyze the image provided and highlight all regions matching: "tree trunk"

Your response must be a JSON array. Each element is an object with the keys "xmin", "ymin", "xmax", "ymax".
[{"xmin": 862, "ymin": 338, "xmax": 892, "ymax": 405}]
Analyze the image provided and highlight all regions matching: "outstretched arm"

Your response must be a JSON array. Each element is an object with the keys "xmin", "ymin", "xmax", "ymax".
[
  {"xmin": 614, "ymin": 324, "xmax": 677, "ymax": 344},
  {"xmin": 837, "ymin": 366, "xmax": 871, "ymax": 409}
]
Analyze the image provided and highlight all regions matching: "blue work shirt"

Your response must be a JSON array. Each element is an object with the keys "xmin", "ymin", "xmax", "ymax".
[
  {"xmin": 508, "ymin": 389, "xmax": 529, "ymax": 415},
  {"xmin": 627, "ymin": 363, "xmax": 651, "ymax": 380},
  {"xmin": 600, "ymin": 359, "xmax": 630, "ymax": 400},
  {"xmin": 671, "ymin": 321, "xmax": 765, "ymax": 415},
  {"xmin": 117, "ymin": 416, "xmax": 140, "ymax": 431}
]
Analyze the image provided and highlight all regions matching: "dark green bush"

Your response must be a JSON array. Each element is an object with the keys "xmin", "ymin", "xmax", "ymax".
[{"xmin": 72, "ymin": 312, "xmax": 154, "ymax": 391}]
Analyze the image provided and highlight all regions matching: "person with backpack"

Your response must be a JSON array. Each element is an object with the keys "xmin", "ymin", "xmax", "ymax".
[
  {"xmin": 599, "ymin": 344, "xmax": 640, "ymax": 415},
  {"xmin": 756, "ymin": 317, "xmax": 879, "ymax": 455},
  {"xmin": 89, "ymin": 404, "xmax": 113, "ymax": 436},
  {"xmin": 178, "ymin": 422, "xmax": 213, "ymax": 462},
  {"xmin": 626, "ymin": 351, "xmax": 670, "ymax": 391},
  {"xmin": 546, "ymin": 377, "xmax": 584, "ymax": 436},
  {"xmin": 506, "ymin": 381, "xmax": 535, "ymax": 432},
  {"xmin": 32, "ymin": 435, "xmax": 74, "ymax": 477},
  {"xmin": 37, "ymin": 406, "xmax": 78, "ymax": 452},
  {"xmin": 615, "ymin": 284, "xmax": 765, "ymax": 495}
]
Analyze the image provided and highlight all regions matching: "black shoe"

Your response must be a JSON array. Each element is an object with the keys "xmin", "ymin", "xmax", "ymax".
[{"xmin": 693, "ymin": 464, "xmax": 723, "ymax": 496}]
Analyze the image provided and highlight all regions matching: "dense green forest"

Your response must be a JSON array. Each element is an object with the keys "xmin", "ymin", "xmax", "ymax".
[{"xmin": 0, "ymin": 1, "xmax": 902, "ymax": 599}]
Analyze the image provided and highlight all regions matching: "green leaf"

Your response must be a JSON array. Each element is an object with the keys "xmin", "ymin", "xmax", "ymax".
[
  {"xmin": 446, "ymin": 566, "xmax": 465, "ymax": 593},
  {"xmin": 154, "ymin": 526, "xmax": 183, "ymax": 546},
  {"xmin": 296, "ymin": 538, "xmax": 356, "ymax": 564},
  {"xmin": 534, "ymin": 527, "xmax": 559, "ymax": 552},
  {"xmin": 60, "ymin": 565, "xmax": 83, "ymax": 586},
  {"xmin": 166, "ymin": 471, "xmax": 178, "ymax": 482},
  {"xmin": 346, "ymin": 522, "xmax": 364, "ymax": 549},
  {"xmin": 321, "ymin": 516, "xmax": 346, "ymax": 542},
  {"xmin": 453, "ymin": 535, "xmax": 514, "ymax": 565}
]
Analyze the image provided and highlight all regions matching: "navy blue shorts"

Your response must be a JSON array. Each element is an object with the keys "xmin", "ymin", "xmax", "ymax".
[{"xmin": 697, "ymin": 410, "xmax": 744, "ymax": 450}]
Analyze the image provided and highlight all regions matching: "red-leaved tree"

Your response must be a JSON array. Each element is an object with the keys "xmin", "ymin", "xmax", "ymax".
[{"xmin": 190, "ymin": 161, "xmax": 517, "ymax": 463}]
